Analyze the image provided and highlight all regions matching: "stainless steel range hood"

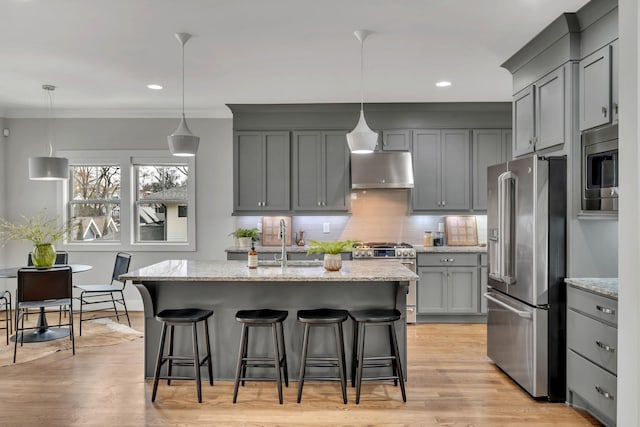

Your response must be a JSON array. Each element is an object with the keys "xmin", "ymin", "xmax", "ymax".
[{"xmin": 351, "ymin": 152, "xmax": 414, "ymax": 189}]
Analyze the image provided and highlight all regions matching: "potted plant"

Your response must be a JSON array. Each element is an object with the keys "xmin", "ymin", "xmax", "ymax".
[
  {"xmin": 0, "ymin": 210, "xmax": 75, "ymax": 267},
  {"xmin": 306, "ymin": 239, "xmax": 357, "ymax": 271},
  {"xmin": 229, "ymin": 227, "xmax": 260, "ymax": 249}
]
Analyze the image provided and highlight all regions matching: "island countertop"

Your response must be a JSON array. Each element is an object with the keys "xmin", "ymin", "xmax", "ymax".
[{"xmin": 121, "ymin": 259, "xmax": 419, "ymax": 282}]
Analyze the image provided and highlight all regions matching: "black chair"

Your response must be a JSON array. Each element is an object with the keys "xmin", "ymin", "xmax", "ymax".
[
  {"xmin": 75, "ymin": 252, "xmax": 131, "ymax": 335},
  {"xmin": 0, "ymin": 290, "xmax": 11, "ymax": 345},
  {"xmin": 233, "ymin": 309, "xmax": 289, "ymax": 404},
  {"xmin": 349, "ymin": 309, "xmax": 406, "ymax": 404},
  {"xmin": 27, "ymin": 251, "xmax": 69, "ymax": 325},
  {"xmin": 14, "ymin": 266, "xmax": 74, "ymax": 363},
  {"xmin": 296, "ymin": 308, "xmax": 348, "ymax": 404},
  {"xmin": 151, "ymin": 308, "xmax": 214, "ymax": 403}
]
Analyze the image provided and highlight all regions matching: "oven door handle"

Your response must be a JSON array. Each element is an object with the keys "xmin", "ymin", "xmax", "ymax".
[{"xmin": 484, "ymin": 293, "xmax": 532, "ymax": 319}]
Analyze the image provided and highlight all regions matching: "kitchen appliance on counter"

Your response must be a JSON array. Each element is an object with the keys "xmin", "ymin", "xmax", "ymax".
[
  {"xmin": 582, "ymin": 124, "xmax": 618, "ymax": 211},
  {"xmin": 485, "ymin": 155, "xmax": 566, "ymax": 402},
  {"xmin": 352, "ymin": 242, "xmax": 417, "ymax": 323}
]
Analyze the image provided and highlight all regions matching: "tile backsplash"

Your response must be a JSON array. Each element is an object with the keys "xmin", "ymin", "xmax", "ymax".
[{"xmin": 234, "ymin": 189, "xmax": 487, "ymax": 246}]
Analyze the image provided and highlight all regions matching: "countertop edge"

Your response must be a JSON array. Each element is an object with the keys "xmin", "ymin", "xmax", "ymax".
[{"xmin": 565, "ymin": 278, "xmax": 618, "ymax": 299}]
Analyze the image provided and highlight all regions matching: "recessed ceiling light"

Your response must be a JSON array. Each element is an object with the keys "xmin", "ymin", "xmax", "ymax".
[
  {"xmin": 147, "ymin": 84, "xmax": 163, "ymax": 90},
  {"xmin": 435, "ymin": 81, "xmax": 452, "ymax": 87}
]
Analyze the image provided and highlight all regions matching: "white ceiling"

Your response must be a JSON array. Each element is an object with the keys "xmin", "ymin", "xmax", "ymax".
[{"xmin": 1, "ymin": 0, "xmax": 590, "ymax": 118}]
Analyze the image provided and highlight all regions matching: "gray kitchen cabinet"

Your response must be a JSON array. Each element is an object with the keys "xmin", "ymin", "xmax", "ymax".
[
  {"xmin": 412, "ymin": 129, "xmax": 470, "ymax": 211},
  {"xmin": 513, "ymin": 66, "xmax": 566, "ymax": 157},
  {"xmin": 292, "ymin": 131, "xmax": 349, "ymax": 212},
  {"xmin": 234, "ymin": 131, "xmax": 291, "ymax": 213},
  {"xmin": 480, "ymin": 253, "xmax": 488, "ymax": 314},
  {"xmin": 536, "ymin": 66, "xmax": 565, "ymax": 151},
  {"xmin": 472, "ymin": 129, "xmax": 511, "ymax": 211},
  {"xmin": 512, "ymin": 86, "xmax": 535, "ymax": 157},
  {"xmin": 611, "ymin": 40, "xmax": 618, "ymax": 124},
  {"xmin": 378, "ymin": 130, "xmax": 412, "ymax": 151},
  {"xmin": 417, "ymin": 253, "xmax": 479, "ymax": 315},
  {"xmin": 579, "ymin": 44, "xmax": 612, "ymax": 131},
  {"xmin": 567, "ymin": 285, "xmax": 618, "ymax": 427}
]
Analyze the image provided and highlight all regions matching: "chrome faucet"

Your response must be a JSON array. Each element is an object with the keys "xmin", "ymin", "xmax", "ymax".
[{"xmin": 279, "ymin": 218, "xmax": 287, "ymax": 268}]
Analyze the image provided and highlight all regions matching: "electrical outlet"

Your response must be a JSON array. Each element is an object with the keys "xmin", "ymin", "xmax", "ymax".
[{"xmin": 323, "ymin": 222, "xmax": 330, "ymax": 233}]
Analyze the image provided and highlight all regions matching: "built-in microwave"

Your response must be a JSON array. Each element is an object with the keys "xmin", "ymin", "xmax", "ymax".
[{"xmin": 582, "ymin": 124, "xmax": 618, "ymax": 211}]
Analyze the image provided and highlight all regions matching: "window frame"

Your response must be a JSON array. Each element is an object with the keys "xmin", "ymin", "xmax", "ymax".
[{"xmin": 57, "ymin": 150, "xmax": 196, "ymax": 252}]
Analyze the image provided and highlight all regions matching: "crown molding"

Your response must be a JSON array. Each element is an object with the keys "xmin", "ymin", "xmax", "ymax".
[{"xmin": 1, "ymin": 106, "xmax": 232, "ymax": 119}]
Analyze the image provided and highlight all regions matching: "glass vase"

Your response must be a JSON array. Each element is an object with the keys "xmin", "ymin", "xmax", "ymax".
[{"xmin": 32, "ymin": 243, "xmax": 57, "ymax": 268}]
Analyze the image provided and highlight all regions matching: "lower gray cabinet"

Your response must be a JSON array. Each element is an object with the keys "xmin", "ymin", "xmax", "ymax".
[
  {"xmin": 567, "ymin": 285, "xmax": 618, "ymax": 426},
  {"xmin": 417, "ymin": 253, "xmax": 480, "ymax": 315}
]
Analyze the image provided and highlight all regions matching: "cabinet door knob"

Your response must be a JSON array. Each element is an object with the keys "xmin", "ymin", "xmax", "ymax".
[
  {"xmin": 602, "ymin": 106, "xmax": 608, "ymax": 117},
  {"xmin": 317, "ymin": 201, "xmax": 321, "ymax": 206},
  {"xmin": 257, "ymin": 202, "xmax": 262, "ymax": 207},
  {"xmin": 448, "ymin": 258, "xmax": 454, "ymax": 262}
]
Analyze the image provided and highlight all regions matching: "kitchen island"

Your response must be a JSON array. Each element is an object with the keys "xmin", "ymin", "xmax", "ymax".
[{"xmin": 121, "ymin": 259, "xmax": 418, "ymax": 380}]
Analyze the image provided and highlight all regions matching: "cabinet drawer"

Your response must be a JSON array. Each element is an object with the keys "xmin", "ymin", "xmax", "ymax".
[
  {"xmin": 567, "ymin": 350, "xmax": 617, "ymax": 424},
  {"xmin": 567, "ymin": 309, "xmax": 617, "ymax": 375},
  {"xmin": 568, "ymin": 286, "xmax": 618, "ymax": 326},
  {"xmin": 417, "ymin": 253, "xmax": 478, "ymax": 267}
]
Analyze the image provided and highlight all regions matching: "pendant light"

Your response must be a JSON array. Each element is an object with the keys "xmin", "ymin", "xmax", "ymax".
[
  {"xmin": 28, "ymin": 84, "xmax": 69, "ymax": 180},
  {"xmin": 168, "ymin": 32, "xmax": 200, "ymax": 157},
  {"xmin": 346, "ymin": 29, "xmax": 378, "ymax": 154}
]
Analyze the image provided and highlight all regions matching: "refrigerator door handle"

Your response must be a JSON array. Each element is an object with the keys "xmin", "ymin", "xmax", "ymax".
[
  {"xmin": 497, "ymin": 171, "xmax": 517, "ymax": 284},
  {"xmin": 484, "ymin": 293, "xmax": 532, "ymax": 318}
]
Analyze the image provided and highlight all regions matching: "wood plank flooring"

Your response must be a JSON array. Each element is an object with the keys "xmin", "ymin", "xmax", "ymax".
[{"xmin": 0, "ymin": 313, "xmax": 601, "ymax": 426}]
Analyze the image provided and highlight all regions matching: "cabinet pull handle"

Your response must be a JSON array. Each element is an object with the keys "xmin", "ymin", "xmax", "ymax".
[
  {"xmin": 614, "ymin": 103, "xmax": 619, "ymax": 115},
  {"xmin": 602, "ymin": 106, "xmax": 608, "ymax": 117},
  {"xmin": 595, "ymin": 385, "xmax": 614, "ymax": 400},
  {"xmin": 448, "ymin": 258, "xmax": 454, "ymax": 262},
  {"xmin": 317, "ymin": 202, "xmax": 321, "ymax": 206},
  {"xmin": 257, "ymin": 202, "xmax": 262, "ymax": 207},
  {"xmin": 596, "ymin": 305, "xmax": 615, "ymax": 315},
  {"xmin": 596, "ymin": 341, "xmax": 615, "ymax": 353}
]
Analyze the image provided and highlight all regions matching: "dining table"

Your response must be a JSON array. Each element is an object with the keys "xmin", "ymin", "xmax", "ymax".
[{"xmin": 0, "ymin": 264, "xmax": 93, "ymax": 343}]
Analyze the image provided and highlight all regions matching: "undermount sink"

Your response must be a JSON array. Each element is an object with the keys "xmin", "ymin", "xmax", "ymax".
[{"xmin": 258, "ymin": 260, "xmax": 323, "ymax": 267}]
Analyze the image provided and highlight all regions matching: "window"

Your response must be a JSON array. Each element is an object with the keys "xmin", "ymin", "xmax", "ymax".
[
  {"xmin": 135, "ymin": 165, "xmax": 189, "ymax": 242},
  {"xmin": 68, "ymin": 165, "xmax": 121, "ymax": 242},
  {"xmin": 59, "ymin": 150, "xmax": 196, "ymax": 252}
]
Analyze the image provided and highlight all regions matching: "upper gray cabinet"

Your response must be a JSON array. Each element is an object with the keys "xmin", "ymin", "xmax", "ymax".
[
  {"xmin": 234, "ymin": 131, "xmax": 290, "ymax": 213},
  {"xmin": 513, "ymin": 86, "xmax": 535, "ymax": 157},
  {"xmin": 512, "ymin": 66, "xmax": 566, "ymax": 157},
  {"xmin": 292, "ymin": 131, "xmax": 350, "ymax": 212},
  {"xmin": 377, "ymin": 130, "xmax": 412, "ymax": 151},
  {"xmin": 579, "ymin": 44, "xmax": 613, "ymax": 131},
  {"xmin": 472, "ymin": 129, "xmax": 511, "ymax": 211},
  {"xmin": 413, "ymin": 129, "xmax": 470, "ymax": 211}
]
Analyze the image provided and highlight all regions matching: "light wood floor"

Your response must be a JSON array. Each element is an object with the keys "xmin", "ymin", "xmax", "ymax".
[{"xmin": 0, "ymin": 312, "xmax": 600, "ymax": 427}]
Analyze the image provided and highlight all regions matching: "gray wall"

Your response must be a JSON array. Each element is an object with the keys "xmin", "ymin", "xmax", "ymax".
[{"xmin": 0, "ymin": 117, "xmax": 234, "ymax": 309}]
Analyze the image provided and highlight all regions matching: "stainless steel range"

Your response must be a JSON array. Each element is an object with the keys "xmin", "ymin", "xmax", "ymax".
[{"xmin": 352, "ymin": 242, "xmax": 417, "ymax": 323}]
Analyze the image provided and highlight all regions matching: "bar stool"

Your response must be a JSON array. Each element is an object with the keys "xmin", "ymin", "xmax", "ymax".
[
  {"xmin": 296, "ymin": 308, "xmax": 348, "ymax": 404},
  {"xmin": 151, "ymin": 308, "xmax": 214, "ymax": 403},
  {"xmin": 233, "ymin": 309, "xmax": 289, "ymax": 404},
  {"xmin": 349, "ymin": 308, "xmax": 406, "ymax": 404}
]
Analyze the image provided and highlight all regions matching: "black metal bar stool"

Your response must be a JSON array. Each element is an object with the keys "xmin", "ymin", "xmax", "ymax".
[
  {"xmin": 233, "ymin": 309, "xmax": 289, "ymax": 404},
  {"xmin": 296, "ymin": 308, "xmax": 348, "ymax": 404},
  {"xmin": 151, "ymin": 308, "xmax": 214, "ymax": 403},
  {"xmin": 349, "ymin": 308, "xmax": 406, "ymax": 404}
]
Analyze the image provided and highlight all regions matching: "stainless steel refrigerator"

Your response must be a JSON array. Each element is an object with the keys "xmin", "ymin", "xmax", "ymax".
[{"xmin": 485, "ymin": 155, "xmax": 566, "ymax": 402}]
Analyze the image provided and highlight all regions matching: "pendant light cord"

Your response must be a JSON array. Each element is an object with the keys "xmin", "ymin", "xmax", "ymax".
[
  {"xmin": 181, "ymin": 40, "xmax": 185, "ymax": 118},
  {"xmin": 359, "ymin": 38, "xmax": 364, "ymax": 113},
  {"xmin": 46, "ymin": 86, "xmax": 54, "ymax": 157}
]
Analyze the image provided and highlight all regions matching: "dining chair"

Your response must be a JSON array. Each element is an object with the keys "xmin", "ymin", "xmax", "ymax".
[
  {"xmin": 75, "ymin": 252, "xmax": 132, "ymax": 335},
  {"xmin": 0, "ymin": 290, "xmax": 11, "ymax": 345},
  {"xmin": 14, "ymin": 266, "xmax": 74, "ymax": 363},
  {"xmin": 27, "ymin": 251, "xmax": 69, "ymax": 325}
]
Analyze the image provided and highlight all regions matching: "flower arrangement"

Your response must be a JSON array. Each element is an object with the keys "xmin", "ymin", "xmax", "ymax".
[{"xmin": 0, "ymin": 210, "xmax": 74, "ymax": 245}]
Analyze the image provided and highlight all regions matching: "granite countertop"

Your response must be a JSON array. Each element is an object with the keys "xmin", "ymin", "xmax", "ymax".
[
  {"xmin": 226, "ymin": 245, "xmax": 313, "ymax": 253},
  {"xmin": 227, "ymin": 245, "xmax": 488, "ymax": 253},
  {"xmin": 121, "ymin": 259, "xmax": 419, "ymax": 282},
  {"xmin": 414, "ymin": 245, "xmax": 487, "ymax": 253},
  {"xmin": 565, "ymin": 278, "xmax": 618, "ymax": 299}
]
